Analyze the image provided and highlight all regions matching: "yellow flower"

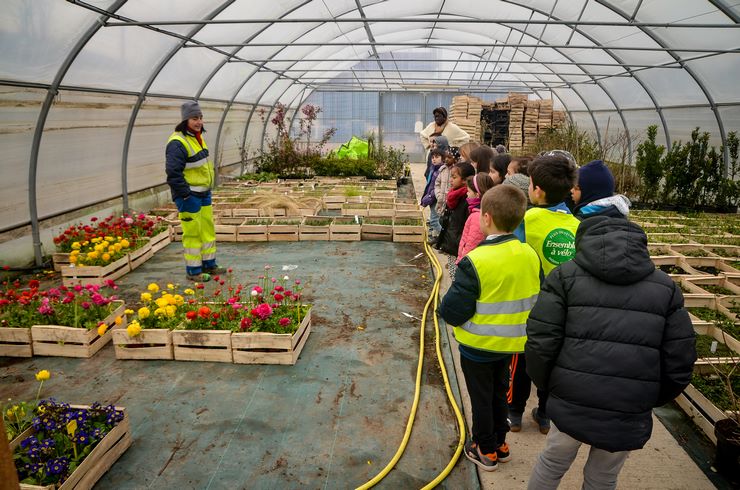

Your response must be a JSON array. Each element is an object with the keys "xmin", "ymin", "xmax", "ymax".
[
  {"xmin": 113, "ymin": 243, "xmax": 122, "ymax": 252},
  {"xmin": 127, "ymin": 321, "xmax": 142, "ymax": 337},
  {"xmin": 6, "ymin": 409, "xmax": 12, "ymax": 417},
  {"xmin": 173, "ymin": 294, "xmax": 184, "ymax": 306},
  {"xmin": 101, "ymin": 241, "xmax": 110, "ymax": 249},
  {"xmin": 70, "ymin": 249, "xmax": 80, "ymax": 256},
  {"xmin": 91, "ymin": 237, "xmax": 101, "ymax": 243},
  {"xmin": 154, "ymin": 307, "xmax": 166, "ymax": 317},
  {"xmin": 114, "ymin": 316, "xmax": 123, "ymax": 325},
  {"xmin": 35, "ymin": 370, "xmax": 50, "ymax": 381},
  {"xmin": 165, "ymin": 305, "xmax": 177, "ymax": 317},
  {"xmin": 147, "ymin": 283, "xmax": 160, "ymax": 293},
  {"xmin": 140, "ymin": 292, "xmax": 152, "ymax": 302},
  {"xmin": 94, "ymin": 244, "xmax": 103, "ymax": 252},
  {"xmin": 124, "ymin": 309, "xmax": 134, "ymax": 315},
  {"xmin": 167, "ymin": 283, "xmax": 175, "ymax": 290},
  {"xmin": 104, "ymin": 236, "xmax": 114, "ymax": 242},
  {"xmin": 120, "ymin": 239, "xmax": 130, "ymax": 248},
  {"xmin": 184, "ymin": 288, "xmax": 195, "ymax": 295},
  {"xmin": 87, "ymin": 250, "xmax": 99, "ymax": 260},
  {"xmin": 165, "ymin": 294, "xmax": 177, "ymax": 306},
  {"xmin": 102, "ymin": 253, "xmax": 111, "ymax": 262},
  {"xmin": 97, "ymin": 324, "xmax": 108, "ymax": 336},
  {"xmin": 37, "ymin": 405, "xmax": 45, "ymax": 414},
  {"xmin": 154, "ymin": 297, "xmax": 169, "ymax": 308},
  {"xmin": 66, "ymin": 419, "xmax": 77, "ymax": 436},
  {"xmin": 138, "ymin": 307, "xmax": 150, "ymax": 319},
  {"xmin": 71, "ymin": 242, "xmax": 81, "ymax": 250},
  {"xmin": 69, "ymin": 255, "xmax": 77, "ymax": 264}
]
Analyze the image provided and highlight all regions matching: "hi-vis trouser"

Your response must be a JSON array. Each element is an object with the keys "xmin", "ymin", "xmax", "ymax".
[{"xmin": 177, "ymin": 194, "xmax": 216, "ymax": 275}]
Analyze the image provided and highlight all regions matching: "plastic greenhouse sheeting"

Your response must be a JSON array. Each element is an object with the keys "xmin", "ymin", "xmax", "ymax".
[{"xmin": 0, "ymin": 0, "xmax": 738, "ymax": 265}]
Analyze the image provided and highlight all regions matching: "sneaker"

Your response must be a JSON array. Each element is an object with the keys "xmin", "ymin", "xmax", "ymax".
[
  {"xmin": 508, "ymin": 411, "xmax": 523, "ymax": 432},
  {"xmin": 496, "ymin": 442, "xmax": 512, "ymax": 463},
  {"xmin": 186, "ymin": 272, "xmax": 211, "ymax": 282},
  {"xmin": 464, "ymin": 440, "xmax": 498, "ymax": 472},
  {"xmin": 426, "ymin": 234, "xmax": 438, "ymax": 245},
  {"xmin": 531, "ymin": 407, "xmax": 550, "ymax": 434},
  {"xmin": 203, "ymin": 265, "xmax": 227, "ymax": 275}
]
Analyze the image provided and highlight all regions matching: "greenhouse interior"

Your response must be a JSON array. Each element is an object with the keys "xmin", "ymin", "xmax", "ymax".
[{"xmin": 1, "ymin": 0, "xmax": 740, "ymax": 488}]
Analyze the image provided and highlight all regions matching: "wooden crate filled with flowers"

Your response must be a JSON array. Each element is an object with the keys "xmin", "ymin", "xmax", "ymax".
[
  {"xmin": 0, "ymin": 278, "xmax": 43, "ymax": 357},
  {"xmin": 111, "ymin": 282, "xmax": 184, "ymax": 360},
  {"xmin": 232, "ymin": 268, "xmax": 311, "ymax": 365},
  {"xmin": 9, "ymin": 398, "xmax": 130, "ymax": 489},
  {"xmin": 31, "ymin": 284, "xmax": 126, "ymax": 358}
]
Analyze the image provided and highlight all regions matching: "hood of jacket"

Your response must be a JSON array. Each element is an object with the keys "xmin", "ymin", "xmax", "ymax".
[
  {"xmin": 575, "ymin": 194, "xmax": 631, "ymax": 217},
  {"xmin": 573, "ymin": 215, "xmax": 654, "ymax": 285}
]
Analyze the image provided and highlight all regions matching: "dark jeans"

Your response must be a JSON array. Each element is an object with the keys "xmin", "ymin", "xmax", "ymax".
[
  {"xmin": 460, "ymin": 355, "xmax": 511, "ymax": 454},
  {"xmin": 509, "ymin": 353, "xmax": 548, "ymax": 417}
]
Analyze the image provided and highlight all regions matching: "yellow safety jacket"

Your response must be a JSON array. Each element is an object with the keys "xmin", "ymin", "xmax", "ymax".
[
  {"xmin": 453, "ymin": 238, "xmax": 541, "ymax": 354},
  {"xmin": 524, "ymin": 207, "xmax": 580, "ymax": 276},
  {"xmin": 168, "ymin": 132, "xmax": 214, "ymax": 192}
]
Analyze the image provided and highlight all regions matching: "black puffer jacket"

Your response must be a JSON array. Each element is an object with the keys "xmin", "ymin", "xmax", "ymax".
[{"xmin": 525, "ymin": 216, "xmax": 696, "ymax": 452}]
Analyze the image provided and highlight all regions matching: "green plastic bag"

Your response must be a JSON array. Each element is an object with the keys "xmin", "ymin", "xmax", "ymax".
[{"xmin": 334, "ymin": 136, "xmax": 369, "ymax": 160}]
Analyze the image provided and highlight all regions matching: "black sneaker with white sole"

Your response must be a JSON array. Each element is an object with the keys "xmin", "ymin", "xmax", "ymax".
[{"xmin": 464, "ymin": 440, "xmax": 498, "ymax": 471}]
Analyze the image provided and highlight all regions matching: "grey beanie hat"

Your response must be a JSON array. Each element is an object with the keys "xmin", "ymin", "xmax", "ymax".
[
  {"xmin": 181, "ymin": 100, "xmax": 202, "ymax": 121},
  {"xmin": 504, "ymin": 172, "xmax": 530, "ymax": 196}
]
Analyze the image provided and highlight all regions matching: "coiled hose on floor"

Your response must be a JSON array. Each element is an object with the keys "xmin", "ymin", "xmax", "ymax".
[{"xmin": 355, "ymin": 239, "xmax": 466, "ymax": 489}]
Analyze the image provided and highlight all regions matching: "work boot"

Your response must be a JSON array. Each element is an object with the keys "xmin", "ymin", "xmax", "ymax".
[
  {"xmin": 532, "ymin": 407, "xmax": 550, "ymax": 434},
  {"xmin": 508, "ymin": 411, "xmax": 523, "ymax": 432},
  {"xmin": 186, "ymin": 272, "xmax": 211, "ymax": 283},
  {"xmin": 203, "ymin": 265, "xmax": 227, "ymax": 275}
]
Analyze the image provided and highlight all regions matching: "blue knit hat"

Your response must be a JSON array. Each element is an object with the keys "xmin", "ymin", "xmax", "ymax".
[
  {"xmin": 577, "ymin": 160, "xmax": 615, "ymax": 205},
  {"xmin": 434, "ymin": 135, "xmax": 449, "ymax": 153}
]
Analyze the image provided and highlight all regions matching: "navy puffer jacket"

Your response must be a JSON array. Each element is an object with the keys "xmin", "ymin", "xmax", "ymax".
[{"xmin": 525, "ymin": 216, "xmax": 696, "ymax": 452}]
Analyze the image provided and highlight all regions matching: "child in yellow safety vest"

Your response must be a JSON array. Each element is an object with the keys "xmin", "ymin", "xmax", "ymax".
[
  {"xmin": 508, "ymin": 150, "xmax": 579, "ymax": 435},
  {"xmin": 438, "ymin": 185, "xmax": 541, "ymax": 472}
]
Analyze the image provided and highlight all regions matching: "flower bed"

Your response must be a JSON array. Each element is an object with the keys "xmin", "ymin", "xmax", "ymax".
[
  {"xmin": 12, "ymin": 400, "xmax": 130, "ymax": 489},
  {"xmin": 232, "ymin": 307, "xmax": 311, "ymax": 365},
  {"xmin": 32, "ymin": 301, "xmax": 126, "ymax": 358}
]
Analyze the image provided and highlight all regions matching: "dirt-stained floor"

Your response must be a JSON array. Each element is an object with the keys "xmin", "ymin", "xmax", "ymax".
[{"xmin": 1, "ymin": 239, "xmax": 478, "ymax": 489}]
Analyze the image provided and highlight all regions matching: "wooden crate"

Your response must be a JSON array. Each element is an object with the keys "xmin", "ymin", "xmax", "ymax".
[
  {"xmin": 259, "ymin": 208, "xmax": 287, "ymax": 218},
  {"xmin": 330, "ymin": 217, "xmax": 361, "ymax": 241},
  {"xmin": 52, "ymin": 252, "xmax": 71, "ymax": 272},
  {"xmin": 232, "ymin": 309, "xmax": 312, "ymax": 365},
  {"xmin": 15, "ymin": 405, "xmax": 132, "ymax": 489},
  {"xmin": 0, "ymin": 327, "xmax": 32, "ymax": 357},
  {"xmin": 362, "ymin": 222, "xmax": 393, "ymax": 241},
  {"xmin": 299, "ymin": 217, "xmax": 332, "ymax": 241},
  {"xmin": 173, "ymin": 224, "xmax": 183, "ymax": 241},
  {"xmin": 367, "ymin": 205, "xmax": 395, "ymax": 217},
  {"xmin": 214, "ymin": 224, "xmax": 238, "ymax": 242},
  {"xmin": 149, "ymin": 227, "xmax": 173, "ymax": 254},
  {"xmin": 231, "ymin": 208, "xmax": 260, "ymax": 218},
  {"xmin": 237, "ymin": 218, "xmax": 270, "ymax": 242},
  {"xmin": 128, "ymin": 242, "xmax": 154, "ymax": 272},
  {"xmin": 268, "ymin": 220, "xmax": 301, "ymax": 242},
  {"xmin": 341, "ymin": 203, "xmax": 369, "ymax": 217},
  {"xmin": 31, "ymin": 302, "xmax": 126, "ymax": 358},
  {"xmin": 694, "ymin": 323, "xmax": 740, "ymax": 354},
  {"xmin": 112, "ymin": 328, "xmax": 173, "ymax": 360},
  {"xmin": 61, "ymin": 255, "xmax": 131, "ymax": 287},
  {"xmin": 393, "ymin": 221, "xmax": 424, "ymax": 243},
  {"xmin": 172, "ymin": 329, "xmax": 233, "ymax": 363}
]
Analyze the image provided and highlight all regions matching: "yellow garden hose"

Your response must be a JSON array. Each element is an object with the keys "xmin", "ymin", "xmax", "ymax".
[{"xmin": 355, "ymin": 238, "xmax": 466, "ymax": 489}]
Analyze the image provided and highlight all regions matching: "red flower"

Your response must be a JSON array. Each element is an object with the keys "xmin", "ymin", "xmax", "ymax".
[
  {"xmin": 2, "ymin": 265, "xmax": 10, "ymax": 271},
  {"xmin": 212, "ymin": 313, "xmax": 220, "ymax": 319},
  {"xmin": 28, "ymin": 280, "xmax": 40, "ymax": 289},
  {"xmin": 196, "ymin": 283, "xmax": 205, "ymax": 290},
  {"xmin": 198, "ymin": 306, "xmax": 211, "ymax": 318},
  {"xmin": 240, "ymin": 317, "xmax": 252, "ymax": 331},
  {"xmin": 253, "ymin": 286, "xmax": 263, "ymax": 294},
  {"xmin": 227, "ymin": 268, "xmax": 233, "ymax": 274},
  {"xmin": 186, "ymin": 311, "xmax": 197, "ymax": 320},
  {"xmin": 279, "ymin": 317, "xmax": 291, "ymax": 327},
  {"xmin": 274, "ymin": 285, "xmax": 284, "ymax": 292},
  {"xmin": 90, "ymin": 217, "xmax": 98, "ymax": 222},
  {"xmin": 274, "ymin": 293, "xmax": 284, "ymax": 302}
]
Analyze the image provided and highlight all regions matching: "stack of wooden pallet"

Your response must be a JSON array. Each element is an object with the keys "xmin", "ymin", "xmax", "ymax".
[
  {"xmin": 494, "ymin": 97, "xmax": 510, "ymax": 110},
  {"xmin": 524, "ymin": 100, "xmax": 540, "ymax": 147},
  {"xmin": 449, "ymin": 95, "xmax": 483, "ymax": 140},
  {"xmin": 538, "ymin": 99, "xmax": 553, "ymax": 132},
  {"xmin": 552, "ymin": 110, "xmax": 567, "ymax": 127},
  {"xmin": 508, "ymin": 93, "xmax": 527, "ymax": 152}
]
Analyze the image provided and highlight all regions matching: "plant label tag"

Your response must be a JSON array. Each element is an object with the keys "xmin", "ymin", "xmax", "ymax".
[{"xmin": 710, "ymin": 340, "xmax": 718, "ymax": 353}]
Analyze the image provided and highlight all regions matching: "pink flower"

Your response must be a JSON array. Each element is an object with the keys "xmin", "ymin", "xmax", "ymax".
[
  {"xmin": 104, "ymin": 279, "xmax": 118, "ymax": 289},
  {"xmin": 271, "ymin": 278, "xmax": 276, "ymax": 283},
  {"xmin": 124, "ymin": 217, "xmax": 134, "ymax": 225},
  {"xmin": 251, "ymin": 303, "xmax": 273, "ymax": 320},
  {"xmin": 295, "ymin": 279, "xmax": 301, "ymax": 285},
  {"xmin": 279, "ymin": 317, "xmax": 291, "ymax": 327},
  {"xmin": 81, "ymin": 302, "xmax": 91, "ymax": 310},
  {"xmin": 73, "ymin": 285, "xmax": 83, "ymax": 292},
  {"xmin": 253, "ymin": 286, "xmax": 263, "ymax": 294},
  {"xmin": 274, "ymin": 285, "xmax": 284, "ymax": 292}
]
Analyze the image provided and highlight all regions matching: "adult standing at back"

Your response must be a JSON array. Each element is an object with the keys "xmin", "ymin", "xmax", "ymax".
[
  {"xmin": 420, "ymin": 107, "xmax": 470, "ymax": 163},
  {"xmin": 165, "ymin": 100, "xmax": 226, "ymax": 282}
]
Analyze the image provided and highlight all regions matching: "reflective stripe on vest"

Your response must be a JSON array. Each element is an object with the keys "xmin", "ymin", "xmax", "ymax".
[
  {"xmin": 523, "ymin": 207, "xmax": 580, "ymax": 276},
  {"xmin": 168, "ymin": 132, "xmax": 214, "ymax": 191},
  {"xmin": 453, "ymin": 238, "xmax": 541, "ymax": 354}
]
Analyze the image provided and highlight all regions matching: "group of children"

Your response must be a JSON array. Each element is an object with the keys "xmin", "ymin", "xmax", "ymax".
[{"xmin": 429, "ymin": 148, "xmax": 697, "ymax": 488}]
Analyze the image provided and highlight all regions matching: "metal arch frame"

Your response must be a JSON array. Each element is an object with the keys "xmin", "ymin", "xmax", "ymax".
[
  {"xmin": 26, "ymin": 0, "xmax": 128, "ymax": 267},
  {"xmin": 201, "ymin": 1, "xmax": 316, "ymax": 183},
  {"xmin": 120, "ymin": 0, "xmax": 236, "ymax": 213},
  {"xmin": 593, "ymin": 0, "xmax": 730, "ymax": 167},
  {"xmin": 706, "ymin": 0, "xmax": 740, "ymax": 23},
  {"xmin": 240, "ymin": 15, "xmax": 601, "ymax": 149}
]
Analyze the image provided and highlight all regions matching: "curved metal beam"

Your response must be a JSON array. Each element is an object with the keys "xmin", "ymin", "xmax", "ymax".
[
  {"xmin": 594, "ymin": 0, "xmax": 728, "ymax": 166},
  {"xmin": 26, "ymin": 0, "xmax": 128, "ymax": 266},
  {"xmin": 120, "ymin": 0, "xmax": 235, "ymax": 212}
]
